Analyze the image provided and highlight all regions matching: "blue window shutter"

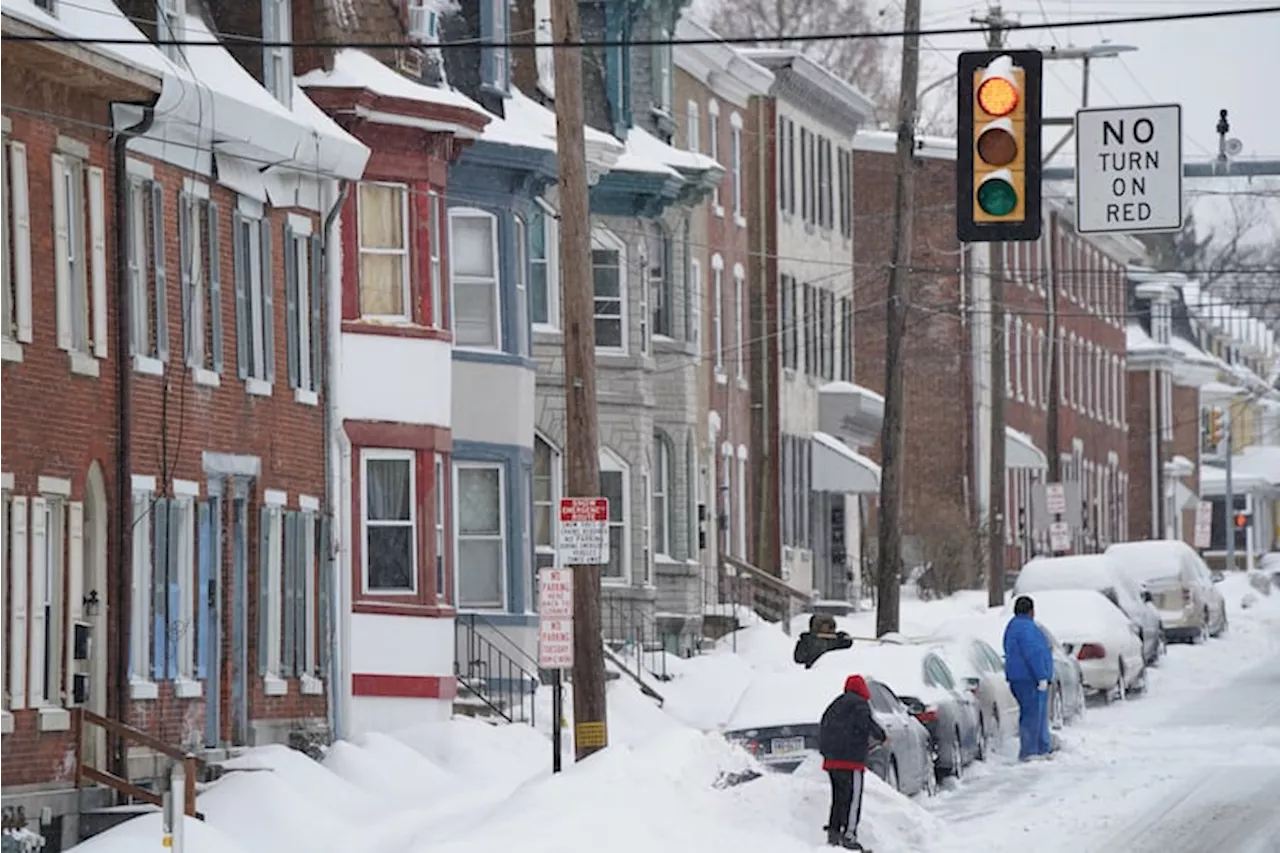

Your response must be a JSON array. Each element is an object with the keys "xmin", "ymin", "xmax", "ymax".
[
  {"xmin": 296, "ymin": 515, "xmax": 310, "ymax": 675},
  {"xmin": 233, "ymin": 212, "xmax": 249, "ymax": 379},
  {"xmin": 179, "ymin": 193, "xmax": 192, "ymax": 364},
  {"xmin": 151, "ymin": 182, "xmax": 169, "ymax": 362},
  {"xmin": 284, "ymin": 226, "xmax": 300, "ymax": 389},
  {"xmin": 282, "ymin": 511, "xmax": 297, "ymax": 678},
  {"xmin": 152, "ymin": 498, "xmax": 170, "ymax": 681},
  {"xmin": 317, "ymin": 515, "xmax": 331, "ymax": 678},
  {"xmin": 196, "ymin": 500, "xmax": 212, "ymax": 680},
  {"xmin": 258, "ymin": 506, "xmax": 272, "ymax": 676},
  {"xmin": 167, "ymin": 500, "xmax": 182, "ymax": 679},
  {"xmin": 309, "ymin": 235, "xmax": 323, "ymax": 392},
  {"xmin": 261, "ymin": 220, "xmax": 275, "ymax": 384},
  {"xmin": 208, "ymin": 201, "xmax": 224, "ymax": 373}
]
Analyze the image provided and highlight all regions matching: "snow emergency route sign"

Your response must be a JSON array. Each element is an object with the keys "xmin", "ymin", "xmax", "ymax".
[
  {"xmin": 557, "ymin": 497, "xmax": 609, "ymax": 565},
  {"xmin": 1075, "ymin": 103, "xmax": 1183, "ymax": 235},
  {"xmin": 538, "ymin": 568, "xmax": 575, "ymax": 669}
]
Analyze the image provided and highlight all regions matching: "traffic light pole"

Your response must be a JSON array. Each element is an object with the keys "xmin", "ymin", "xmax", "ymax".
[{"xmin": 1225, "ymin": 410, "xmax": 1235, "ymax": 572}]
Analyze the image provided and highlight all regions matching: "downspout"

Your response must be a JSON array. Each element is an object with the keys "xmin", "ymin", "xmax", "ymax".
[
  {"xmin": 321, "ymin": 179, "xmax": 350, "ymax": 740},
  {"xmin": 112, "ymin": 105, "xmax": 155, "ymax": 774},
  {"xmin": 1149, "ymin": 367, "xmax": 1159, "ymax": 538}
]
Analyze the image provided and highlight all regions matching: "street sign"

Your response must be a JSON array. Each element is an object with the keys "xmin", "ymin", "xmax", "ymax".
[
  {"xmin": 1193, "ymin": 501, "xmax": 1213, "ymax": 550},
  {"xmin": 538, "ymin": 618, "xmax": 574, "ymax": 669},
  {"xmin": 1045, "ymin": 482, "xmax": 1067, "ymax": 516},
  {"xmin": 1075, "ymin": 103, "xmax": 1182, "ymax": 234},
  {"xmin": 557, "ymin": 497, "xmax": 610, "ymax": 565},
  {"xmin": 1049, "ymin": 521, "xmax": 1072, "ymax": 553},
  {"xmin": 538, "ymin": 568, "xmax": 574, "ymax": 619}
]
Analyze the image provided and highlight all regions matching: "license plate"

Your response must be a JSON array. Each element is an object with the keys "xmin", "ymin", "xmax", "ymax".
[{"xmin": 771, "ymin": 736, "xmax": 806, "ymax": 756}]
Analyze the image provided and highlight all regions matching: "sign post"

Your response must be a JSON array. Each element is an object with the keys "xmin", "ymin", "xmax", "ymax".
[
  {"xmin": 1193, "ymin": 501, "xmax": 1213, "ymax": 551},
  {"xmin": 538, "ymin": 567, "xmax": 575, "ymax": 773},
  {"xmin": 1044, "ymin": 482, "xmax": 1070, "ymax": 556},
  {"xmin": 1075, "ymin": 103, "xmax": 1183, "ymax": 235}
]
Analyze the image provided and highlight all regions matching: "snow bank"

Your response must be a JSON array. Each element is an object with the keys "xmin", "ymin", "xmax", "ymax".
[{"xmin": 65, "ymin": 813, "xmax": 253, "ymax": 853}]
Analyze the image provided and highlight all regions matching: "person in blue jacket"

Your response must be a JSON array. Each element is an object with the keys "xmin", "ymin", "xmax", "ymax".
[{"xmin": 1003, "ymin": 595, "xmax": 1055, "ymax": 761}]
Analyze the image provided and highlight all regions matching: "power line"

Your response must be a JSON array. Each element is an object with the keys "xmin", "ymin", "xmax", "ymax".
[{"xmin": 3, "ymin": 5, "xmax": 1278, "ymax": 49}]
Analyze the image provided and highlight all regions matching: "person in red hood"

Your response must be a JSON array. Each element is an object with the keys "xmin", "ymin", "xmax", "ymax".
[{"xmin": 818, "ymin": 675, "xmax": 887, "ymax": 850}]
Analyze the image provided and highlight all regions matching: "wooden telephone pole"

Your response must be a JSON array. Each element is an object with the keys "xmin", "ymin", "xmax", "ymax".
[{"xmin": 550, "ymin": 0, "xmax": 608, "ymax": 760}]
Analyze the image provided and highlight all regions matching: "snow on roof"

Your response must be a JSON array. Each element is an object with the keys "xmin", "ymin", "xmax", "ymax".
[
  {"xmin": 1171, "ymin": 334, "xmax": 1221, "ymax": 368},
  {"xmin": 1105, "ymin": 540, "xmax": 1198, "ymax": 585},
  {"xmin": 482, "ymin": 88, "xmax": 623, "ymax": 158},
  {"xmin": 3, "ymin": 0, "xmax": 171, "ymax": 79},
  {"xmin": 612, "ymin": 126, "xmax": 686, "ymax": 178},
  {"xmin": 1000, "ymin": 588, "xmax": 1129, "ymax": 644},
  {"xmin": 1126, "ymin": 323, "xmax": 1167, "ymax": 354},
  {"xmin": 299, "ymin": 49, "xmax": 487, "ymax": 117},
  {"xmin": 853, "ymin": 130, "xmax": 957, "ymax": 161}
]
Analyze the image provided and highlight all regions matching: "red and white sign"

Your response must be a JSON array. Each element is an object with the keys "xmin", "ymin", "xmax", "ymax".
[
  {"xmin": 1045, "ymin": 483, "xmax": 1067, "ymax": 517},
  {"xmin": 538, "ymin": 568, "xmax": 574, "ymax": 619},
  {"xmin": 538, "ymin": 619, "xmax": 575, "ymax": 669},
  {"xmin": 1193, "ymin": 501, "xmax": 1213, "ymax": 550},
  {"xmin": 557, "ymin": 497, "xmax": 610, "ymax": 565},
  {"xmin": 1049, "ymin": 521, "xmax": 1072, "ymax": 553}
]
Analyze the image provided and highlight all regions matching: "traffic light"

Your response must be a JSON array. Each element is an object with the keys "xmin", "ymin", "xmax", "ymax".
[
  {"xmin": 1204, "ymin": 407, "xmax": 1225, "ymax": 452},
  {"xmin": 1234, "ymin": 511, "xmax": 1250, "ymax": 530},
  {"xmin": 956, "ymin": 50, "xmax": 1044, "ymax": 243}
]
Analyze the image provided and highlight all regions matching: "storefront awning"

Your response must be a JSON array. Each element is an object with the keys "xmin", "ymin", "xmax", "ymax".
[
  {"xmin": 1006, "ymin": 427, "xmax": 1048, "ymax": 470},
  {"xmin": 811, "ymin": 431, "xmax": 881, "ymax": 494}
]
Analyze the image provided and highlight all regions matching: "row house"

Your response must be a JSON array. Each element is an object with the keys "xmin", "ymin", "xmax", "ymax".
[
  {"xmin": 1, "ymin": 0, "xmax": 368, "ymax": 842},
  {"xmin": 744, "ymin": 50, "xmax": 880, "ymax": 601},
  {"xmin": 673, "ymin": 21, "xmax": 774, "ymax": 627}
]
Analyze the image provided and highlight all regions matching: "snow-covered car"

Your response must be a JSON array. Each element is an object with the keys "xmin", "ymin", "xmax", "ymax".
[
  {"xmin": 721, "ymin": 671, "xmax": 937, "ymax": 797},
  {"xmin": 1003, "ymin": 588, "xmax": 1146, "ymax": 702},
  {"xmin": 925, "ymin": 637, "xmax": 1019, "ymax": 746},
  {"xmin": 1106, "ymin": 539, "xmax": 1228, "ymax": 642},
  {"xmin": 1014, "ymin": 554, "xmax": 1165, "ymax": 666},
  {"xmin": 931, "ymin": 615, "xmax": 1086, "ymax": 729},
  {"xmin": 809, "ymin": 645, "xmax": 984, "ymax": 781}
]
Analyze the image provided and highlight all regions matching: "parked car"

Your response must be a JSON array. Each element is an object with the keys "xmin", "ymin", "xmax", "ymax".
[
  {"xmin": 926, "ymin": 637, "xmax": 1019, "ymax": 747},
  {"xmin": 1106, "ymin": 539, "xmax": 1228, "ymax": 642},
  {"xmin": 1014, "ymin": 554, "xmax": 1165, "ymax": 666},
  {"xmin": 809, "ymin": 645, "xmax": 984, "ymax": 781},
  {"xmin": 721, "ymin": 671, "xmax": 937, "ymax": 797},
  {"xmin": 1003, "ymin": 588, "xmax": 1146, "ymax": 702},
  {"xmin": 932, "ymin": 615, "xmax": 1087, "ymax": 729}
]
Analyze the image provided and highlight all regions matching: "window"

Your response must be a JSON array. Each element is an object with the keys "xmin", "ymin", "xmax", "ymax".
[
  {"xmin": 284, "ymin": 218, "xmax": 320, "ymax": 395},
  {"xmin": 803, "ymin": 284, "xmax": 813, "ymax": 375},
  {"xmin": 686, "ymin": 101, "xmax": 701, "ymax": 153},
  {"xmin": 687, "ymin": 256, "xmax": 701, "ymax": 348},
  {"xmin": 258, "ymin": 502, "xmax": 284, "ymax": 688},
  {"xmin": 838, "ymin": 148, "xmax": 852, "ymax": 239},
  {"xmin": 52, "ymin": 150, "xmax": 107, "ymax": 365},
  {"xmin": 720, "ymin": 447, "xmax": 732, "ymax": 555},
  {"xmin": 652, "ymin": 434, "xmax": 672, "ymax": 557},
  {"xmin": 640, "ymin": 469, "xmax": 652, "ymax": 583},
  {"xmin": 534, "ymin": 436, "xmax": 560, "ymax": 571},
  {"xmin": 592, "ymin": 234, "xmax": 625, "ymax": 352},
  {"xmin": 262, "ymin": 0, "xmax": 292, "ymax": 106},
  {"xmin": 711, "ymin": 259, "xmax": 724, "ymax": 374},
  {"xmin": 529, "ymin": 201, "xmax": 558, "ymax": 328},
  {"xmin": 29, "ymin": 496, "xmax": 66, "ymax": 709},
  {"xmin": 708, "ymin": 103, "xmax": 720, "ymax": 211},
  {"xmin": 157, "ymin": 0, "xmax": 183, "ymax": 62},
  {"xmin": 179, "ymin": 191, "xmax": 223, "ymax": 376},
  {"xmin": 127, "ymin": 177, "xmax": 168, "ymax": 367},
  {"xmin": 800, "ymin": 128, "xmax": 810, "ymax": 222},
  {"xmin": 281, "ymin": 508, "xmax": 319, "ymax": 680},
  {"xmin": 686, "ymin": 437, "xmax": 698, "ymax": 560},
  {"xmin": 735, "ymin": 451, "xmax": 747, "ymax": 558},
  {"xmin": 2, "ymin": 137, "xmax": 33, "ymax": 356},
  {"xmin": 357, "ymin": 183, "xmax": 410, "ymax": 320},
  {"xmin": 233, "ymin": 204, "xmax": 273, "ymax": 385},
  {"xmin": 171, "ymin": 496, "xmax": 197, "ymax": 688},
  {"xmin": 600, "ymin": 450, "xmax": 629, "ymax": 582},
  {"xmin": 514, "ymin": 215, "xmax": 529, "ymax": 356},
  {"xmin": 450, "ymin": 209, "xmax": 501, "ymax": 349},
  {"xmin": 807, "ymin": 132, "xmax": 817, "ymax": 226},
  {"xmin": 362, "ymin": 451, "xmax": 416, "ymax": 593},
  {"xmin": 481, "ymin": 0, "xmax": 510, "ymax": 92},
  {"xmin": 648, "ymin": 223, "xmax": 672, "ymax": 338},
  {"xmin": 734, "ymin": 267, "xmax": 745, "ymax": 381},
  {"xmin": 778, "ymin": 117, "xmax": 790, "ymax": 211},
  {"xmin": 780, "ymin": 275, "xmax": 794, "ymax": 370},
  {"xmin": 533, "ymin": 0, "xmax": 554, "ymax": 96},
  {"xmin": 455, "ymin": 463, "xmax": 505, "ymax": 610},
  {"xmin": 840, "ymin": 296, "xmax": 851, "ymax": 381},
  {"xmin": 651, "ymin": 25, "xmax": 673, "ymax": 114},
  {"xmin": 1013, "ymin": 320, "xmax": 1023, "ymax": 400},
  {"xmin": 730, "ymin": 114, "xmax": 744, "ymax": 222},
  {"xmin": 817, "ymin": 137, "xmax": 831, "ymax": 229},
  {"xmin": 786, "ymin": 276, "xmax": 798, "ymax": 370},
  {"xmin": 129, "ymin": 486, "xmax": 154, "ymax": 691},
  {"xmin": 408, "ymin": 0, "xmax": 439, "ymax": 42}
]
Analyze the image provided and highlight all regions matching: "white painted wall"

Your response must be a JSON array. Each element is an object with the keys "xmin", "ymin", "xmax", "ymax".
[
  {"xmin": 452, "ymin": 360, "xmax": 536, "ymax": 448},
  {"xmin": 351, "ymin": 612, "xmax": 454, "ymax": 676},
  {"xmin": 341, "ymin": 333, "xmax": 453, "ymax": 427},
  {"xmin": 350, "ymin": 695, "xmax": 451, "ymax": 735}
]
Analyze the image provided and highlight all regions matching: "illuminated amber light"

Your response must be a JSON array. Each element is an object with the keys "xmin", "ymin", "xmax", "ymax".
[{"xmin": 978, "ymin": 77, "xmax": 1019, "ymax": 117}]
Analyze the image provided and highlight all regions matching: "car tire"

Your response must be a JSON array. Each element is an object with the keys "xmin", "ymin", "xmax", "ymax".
[
  {"xmin": 976, "ymin": 716, "xmax": 988, "ymax": 761},
  {"xmin": 1130, "ymin": 664, "xmax": 1148, "ymax": 695},
  {"xmin": 1050, "ymin": 686, "xmax": 1066, "ymax": 729},
  {"xmin": 950, "ymin": 730, "xmax": 965, "ymax": 780},
  {"xmin": 1194, "ymin": 619, "xmax": 1210, "ymax": 645}
]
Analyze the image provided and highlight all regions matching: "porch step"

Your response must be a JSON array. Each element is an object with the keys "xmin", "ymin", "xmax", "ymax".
[{"xmin": 78, "ymin": 804, "xmax": 158, "ymax": 844}]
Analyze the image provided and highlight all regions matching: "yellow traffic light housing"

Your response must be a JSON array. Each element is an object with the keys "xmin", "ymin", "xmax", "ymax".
[
  {"xmin": 1205, "ymin": 406, "xmax": 1224, "ymax": 451},
  {"xmin": 957, "ymin": 50, "xmax": 1043, "ymax": 243}
]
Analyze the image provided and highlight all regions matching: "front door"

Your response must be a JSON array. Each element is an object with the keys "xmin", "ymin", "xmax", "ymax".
[
  {"xmin": 81, "ymin": 466, "xmax": 109, "ymax": 768},
  {"xmin": 199, "ymin": 498, "xmax": 222, "ymax": 747}
]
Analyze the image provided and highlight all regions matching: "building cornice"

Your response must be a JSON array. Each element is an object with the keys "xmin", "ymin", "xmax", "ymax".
[{"xmin": 674, "ymin": 17, "xmax": 775, "ymax": 108}]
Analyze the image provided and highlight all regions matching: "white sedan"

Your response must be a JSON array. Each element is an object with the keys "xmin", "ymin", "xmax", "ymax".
[{"xmin": 1002, "ymin": 588, "xmax": 1147, "ymax": 703}]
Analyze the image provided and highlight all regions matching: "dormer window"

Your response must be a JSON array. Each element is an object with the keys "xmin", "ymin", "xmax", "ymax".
[
  {"xmin": 262, "ymin": 0, "xmax": 293, "ymax": 107},
  {"xmin": 651, "ymin": 24, "xmax": 672, "ymax": 115},
  {"xmin": 1151, "ymin": 299, "xmax": 1171, "ymax": 346},
  {"xmin": 408, "ymin": 0, "xmax": 439, "ymax": 43},
  {"xmin": 157, "ymin": 0, "xmax": 184, "ymax": 62},
  {"xmin": 480, "ymin": 0, "xmax": 509, "ymax": 94}
]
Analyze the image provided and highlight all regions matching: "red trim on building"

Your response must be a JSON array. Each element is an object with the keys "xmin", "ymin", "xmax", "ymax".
[
  {"xmin": 341, "ymin": 321, "xmax": 452, "ymax": 342},
  {"xmin": 344, "ymin": 420, "xmax": 451, "ymax": 451},
  {"xmin": 351, "ymin": 673, "xmax": 458, "ymax": 699}
]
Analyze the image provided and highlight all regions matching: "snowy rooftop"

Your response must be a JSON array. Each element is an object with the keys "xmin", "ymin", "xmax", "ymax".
[
  {"xmin": 299, "ymin": 49, "xmax": 488, "ymax": 116},
  {"xmin": 612, "ymin": 126, "xmax": 687, "ymax": 178},
  {"xmin": 482, "ymin": 88, "xmax": 624, "ymax": 157},
  {"xmin": 853, "ymin": 130, "xmax": 957, "ymax": 161}
]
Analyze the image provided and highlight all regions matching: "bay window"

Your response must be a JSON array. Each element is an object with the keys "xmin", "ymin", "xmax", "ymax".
[
  {"xmin": 357, "ymin": 182, "xmax": 410, "ymax": 320},
  {"xmin": 529, "ymin": 201, "xmax": 558, "ymax": 328},
  {"xmin": 454, "ymin": 463, "xmax": 505, "ymax": 610},
  {"xmin": 450, "ymin": 209, "xmax": 501, "ymax": 349},
  {"xmin": 600, "ymin": 449, "xmax": 629, "ymax": 582},
  {"xmin": 534, "ymin": 436, "xmax": 561, "ymax": 571},
  {"xmin": 361, "ymin": 450, "xmax": 416, "ymax": 594}
]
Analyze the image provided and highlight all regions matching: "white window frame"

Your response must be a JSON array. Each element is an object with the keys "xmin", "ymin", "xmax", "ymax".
[
  {"xmin": 1013, "ymin": 319, "xmax": 1023, "ymax": 401},
  {"xmin": 591, "ymin": 228, "xmax": 627, "ymax": 355},
  {"xmin": 1038, "ymin": 328, "xmax": 1048, "ymax": 409},
  {"xmin": 730, "ymin": 113, "xmax": 745, "ymax": 226},
  {"xmin": 428, "ymin": 190, "xmax": 444, "ymax": 328},
  {"xmin": 733, "ymin": 266, "xmax": 746, "ymax": 382},
  {"xmin": 52, "ymin": 150, "xmax": 107, "ymax": 374},
  {"xmin": 180, "ymin": 185, "xmax": 220, "ymax": 382},
  {"xmin": 735, "ymin": 447, "xmax": 747, "ymax": 558},
  {"xmin": 172, "ymin": 491, "xmax": 199, "ymax": 692},
  {"xmin": 407, "ymin": 0, "xmax": 439, "ymax": 42},
  {"xmin": 432, "ymin": 456, "xmax": 447, "ymax": 603},
  {"xmin": 652, "ymin": 26, "xmax": 673, "ymax": 115},
  {"xmin": 530, "ymin": 199, "xmax": 559, "ymax": 331},
  {"xmin": 533, "ymin": 434, "xmax": 561, "ymax": 569},
  {"xmin": 357, "ymin": 182, "xmax": 411, "ymax": 323},
  {"xmin": 157, "ymin": 0, "xmax": 184, "ymax": 62},
  {"xmin": 686, "ymin": 100, "xmax": 701, "ymax": 154},
  {"xmin": 708, "ymin": 101, "xmax": 722, "ymax": 216},
  {"xmin": 129, "ymin": 480, "xmax": 158, "ymax": 699},
  {"xmin": 1004, "ymin": 314, "xmax": 1012, "ymax": 398},
  {"xmin": 2, "ymin": 136, "xmax": 33, "ymax": 363},
  {"xmin": 514, "ymin": 214, "xmax": 529, "ymax": 356},
  {"xmin": 234, "ymin": 207, "xmax": 271, "ymax": 386},
  {"xmin": 286, "ymin": 215, "xmax": 316, "ymax": 396},
  {"xmin": 263, "ymin": 502, "xmax": 285, "ymax": 692},
  {"xmin": 688, "ymin": 258, "xmax": 701, "ymax": 350},
  {"xmin": 453, "ymin": 462, "xmax": 507, "ymax": 612},
  {"xmin": 299, "ymin": 507, "xmax": 320, "ymax": 690},
  {"xmin": 712, "ymin": 255, "xmax": 724, "ymax": 378},
  {"xmin": 449, "ymin": 207, "xmax": 502, "ymax": 351},
  {"xmin": 600, "ymin": 448, "xmax": 631, "ymax": 585},
  {"xmin": 720, "ymin": 445, "xmax": 733, "ymax": 554},
  {"xmin": 360, "ymin": 449, "xmax": 418, "ymax": 595},
  {"xmin": 652, "ymin": 434, "xmax": 671, "ymax": 558},
  {"xmin": 533, "ymin": 0, "xmax": 555, "ymax": 97},
  {"xmin": 261, "ymin": 0, "xmax": 293, "ymax": 107}
]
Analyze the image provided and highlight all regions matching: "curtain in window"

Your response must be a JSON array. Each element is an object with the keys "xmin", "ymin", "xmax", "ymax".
[
  {"xmin": 359, "ymin": 185, "xmax": 405, "ymax": 316},
  {"xmin": 452, "ymin": 215, "xmax": 498, "ymax": 347},
  {"xmin": 457, "ymin": 467, "xmax": 503, "ymax": 608},
  {"xmin": 366, "ymin": 459, "xmax": 413, "ymax": 590}
]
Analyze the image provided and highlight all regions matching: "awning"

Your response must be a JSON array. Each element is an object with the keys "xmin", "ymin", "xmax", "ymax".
[
  {"xmin": 1006, "ymin": 427, "xmax": 1048, "ymax": 470},
  {"xmin": 811, "ymin": 431, "xmax": 881, "ymax": 494},
  {"xmin": 1168, "ymin": 480, "xmax": 1199, "ymax": 511}
]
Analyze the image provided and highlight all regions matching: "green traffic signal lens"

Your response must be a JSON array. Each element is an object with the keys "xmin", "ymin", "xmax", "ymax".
[{"xmin": 977, "ymin": 178, "xmax": 1018, "ymax": 216}]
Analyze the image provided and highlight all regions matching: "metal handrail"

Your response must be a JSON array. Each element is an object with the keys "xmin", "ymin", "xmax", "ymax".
[
  {"xmin": 454, "ymin": 614, "xmax": 539, "ymax": 725},
  {"xmin": 600, "ymin": 595, "xmax": 674, "ymax": 682}
]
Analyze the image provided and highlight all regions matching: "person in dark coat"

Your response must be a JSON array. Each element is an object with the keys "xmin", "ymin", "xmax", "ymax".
[
  {"xmin": 794, "ymin": 614, "xmax": 854, "ymax": 669},
  {"xmin": 1002, "ymin": 595, "xmax": 1055, "ymax": 761},
  {"xmin": 819, "ymin": 674, "xmax": 886, "ymax": 850}
]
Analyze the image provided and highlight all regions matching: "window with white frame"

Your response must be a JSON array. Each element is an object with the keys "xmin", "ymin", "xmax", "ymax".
[
  {"xmin": 451, "ymin": 208, "xmax": 501, "ymax": 349},
  {"xmin": 358, "ymin": 183, "xmax": 410, "ymax": 320},
  {"xmin": 514, "ymin": 215, "xmax": 529, "ymax": 356},
  {"xmin": 408, "ymin": 0, "xmax": 439, "ymax": 42},
  {"xmin": 233, "ymin": 203, "xmax": 273, "ymax": 385},
  {"xmin": 259, "ymin": 502, "xmax": 284, "ymax": 686},
  {"xmin": 53, "ymin": 149, "xmax": 107, "ymax": 364},
  {"xmin": 533, "ymin": 436, "xmax": 560, "ymax": 571},
  {"xmin": 280, "ymin": 508, "xmax": 318, "ymax": 680},
  {"xmin": 600, "ymin": 449, "xmax": 629, "ymax": 581},
  {"xmin": 428, "ymin": 190, "xmax": 444, "ymax": 328},
  {"xmin": 712, "ymin": 259, "xmax": 724, "ymax": 374},
  {"xmin": 708, "ymin": 103, "xmax": 720, "ymax": 211},
  {"xmin": 688, "ymin": 257, "xmax": 701, "ymax": 349},
  {"xmin": 735, "ymin": 451, "xmax": 747, "ymax": 557},
  {"xmin": 592, "ymin": 234, "xmax": 626, "ymax": 352},
  {"xmin": 1058, "ymin": 328, "xmax": 1067, "ymax": 405},
  {"xmin": 127, "ymin": 176, "xmax": 168, "ymax": 366},
  {"xmin": 362, "ymin": 450, "xmax": 416, "ymax": 593},
  {"xmin": 640, "ymin": 468, "xmax": 652, "ymax": 583},
  {"xmin": 2, "ymin": 135, "xmax": 33, "ymax": 356},
  {"xmin": 179, "ymin": 189, "xmax": 223, "ymax": 375},
  {"xmin": 455, "ymin": 463, "xmax": 505, "ymax": 610},
  {"xmin": 262, "ymin": 0, "xmax": 292, "ymax": 106},
  {"xmin": 157, "ymin": 0, "xmax": 183, "ymax": 61},
  {"xmin": 686, "ymin": 101, "xmax": 701, "ymax": 153},
  {"xmin": 1112, "ymin": 355, "xmax": 1121, "ymax": 425},
  {"xmin": 29, "ymin": 495, "xmax": 66, "ymax": 709},
  {"xmin": 1013, "ymin": 319, "xmax": 1023, "ymax": 400},
  {"xmin": 686, "ymin": 437, "xmax": 698, "ymax": 559},
  {"xmin": 734, "ymin": 267, "xmax": 745, "ymax": 381},
  {"xmin": 648, "ymin": 223, "xmax": 672, "ymax": 338},
  {"xmin": 651, "ymin": 25, "xmax": 673, "ymax": 114},
  {"xmin": 129, "ymin": 485, "xmax": 154, "ymax": 691},
  {"xmin": 481, "ymin": 0, "xmax": 509, "ymax": 92},
  {"xmin": 529, "ymin": 201, "xmax": 558, "ymax": 328},
  {"xmin": 434, "ymin": 454, "xmax": 447, "ymax": 600},
  {"xmin": 720, "ymin": 447, "xmax": 733, "ymax": 553},
  {"xmin": 652, "ymin": 433, "xmax": 673, "ymax": 557},
  {"xmin": 170, "ymin": 495, "xmax": 198, "ymax": 688},
  {"xmin": 284, "ymin": 218, "xmax": 319, "ymax": 394},
  {"xmin": 730, "ymin": 114, "xmax": 744, "ymax": 222},
  {"xmin": 1004, "ymin": 314, "xmax": 1012, "ymax": 397}
]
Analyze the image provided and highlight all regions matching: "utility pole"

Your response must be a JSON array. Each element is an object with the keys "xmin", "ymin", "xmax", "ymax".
[
  {"xmin": 974, "ymin": 5, "xmax": 1015, "ymax": 606},
  {"xmin": 874, "ymin": 0, "xmax": 923, "ymax": 637},
  {"xmin": 550, "ymin": 0, "xmax": 608, "ymax": 761}
]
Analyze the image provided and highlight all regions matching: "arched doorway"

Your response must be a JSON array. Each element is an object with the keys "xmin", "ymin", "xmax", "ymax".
[{"xmin": 82, "ymin": 462, "xmax": 109, "ymax": 767}]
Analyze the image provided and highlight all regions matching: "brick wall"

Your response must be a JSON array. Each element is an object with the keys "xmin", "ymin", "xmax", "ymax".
[
  {"xmin": 1171, "ymin": 383, "xmax": 1201, "ymax": 546},
  {"xmin": 1127, "ymin": 369, "xmax": 1156, "ymax": 539}
]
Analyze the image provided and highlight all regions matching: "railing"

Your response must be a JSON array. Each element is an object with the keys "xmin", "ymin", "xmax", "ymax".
[
  {"xmin": 600, "ymin": 595, "xmax": 678, "ymax": 683},
  {"xmin": 454, "ymin": 614, "xmax": 539, "ymax": 726},
  {"xmin": 72, "ymin": 708, "xmax": 203, "ymax": 819},
  {"xmin": 705, "ymin": 555, "xmax": 815, "ymax": 648}
]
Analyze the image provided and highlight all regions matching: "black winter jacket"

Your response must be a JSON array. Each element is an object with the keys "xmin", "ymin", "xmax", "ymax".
[
  {"xmin": 818, "ymin": 690, "xmax": 886, "ymax": 769},
  {"xmin": 793, "ymin": 631, "xmax": 854, "ymax": 669}
]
